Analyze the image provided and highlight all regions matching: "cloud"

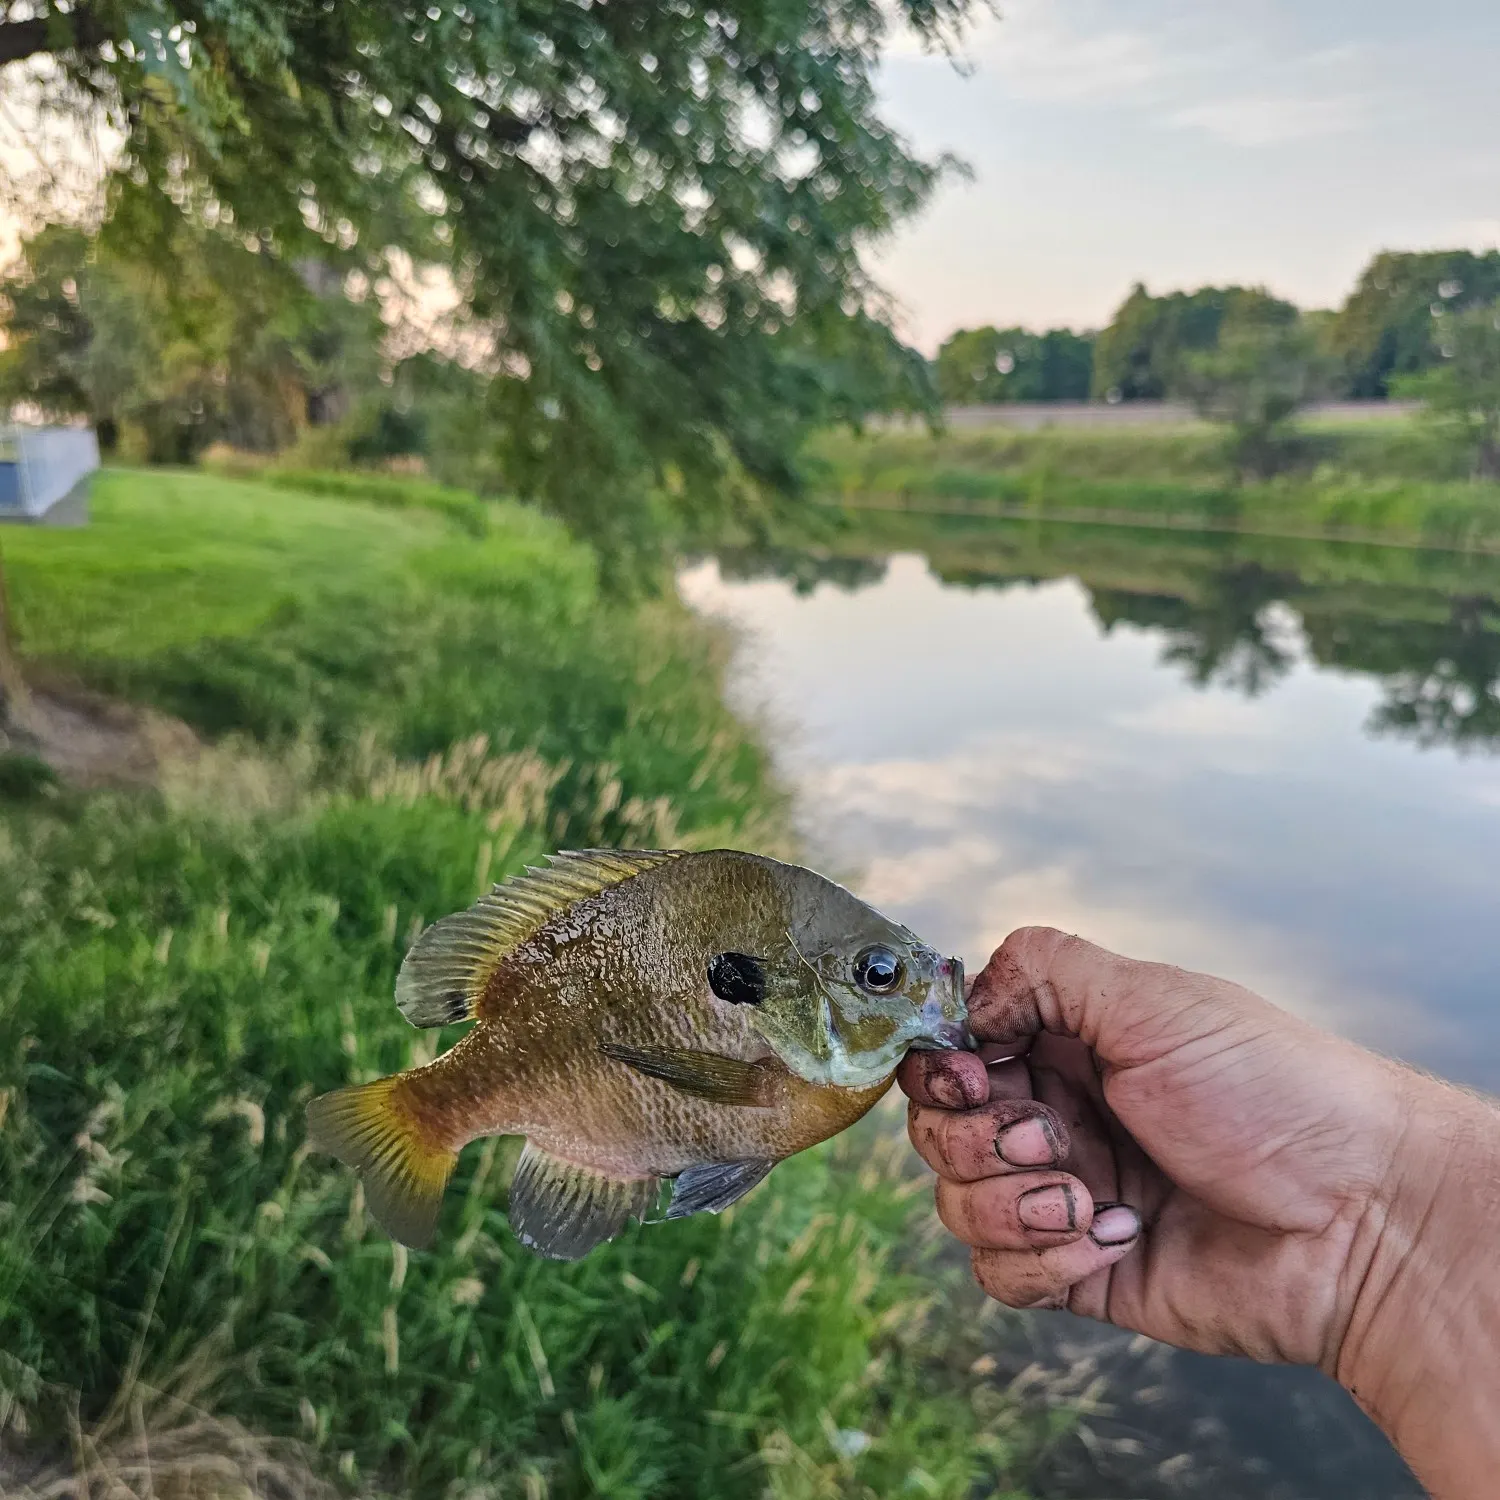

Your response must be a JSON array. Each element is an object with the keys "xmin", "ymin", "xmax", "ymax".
[
  {"xmin": 910, "ymin": 0, "xmax": 1177, "ymax": 106},
  {"xmin": 886, "ymin": 0, "xmax": 1379, "ymax": 149},
  {"xmin": 975, "ymin": 12, "xmax": 1172, "ymax": 105},
  {"xmin": 1167, "ymin": 93, "xmax": 1368, "ymax": 147}
]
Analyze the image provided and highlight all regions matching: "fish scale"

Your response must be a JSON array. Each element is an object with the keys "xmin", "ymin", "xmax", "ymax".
[{"xmin": 307, "ymin": 848, "xmax": 969, "ymax": 1258}]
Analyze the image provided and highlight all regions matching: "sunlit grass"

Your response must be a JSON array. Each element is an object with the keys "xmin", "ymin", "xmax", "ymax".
[{"xmin": 0, "ymin": 470, "xmax": 1041, "ymax": 1496}]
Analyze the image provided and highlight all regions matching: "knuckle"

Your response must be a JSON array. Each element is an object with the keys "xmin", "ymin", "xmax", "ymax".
[
  {"xmin": 970, "ymin": 1247, "xmax": 1058, "ymax": 1309},
  {"xmin": 906, "ymin": 1104, "xmax": 949, "ymax": 1167},
  {"xmin": 934, "ymin": 1180, "xmax": 975, "ymax": 1242}
]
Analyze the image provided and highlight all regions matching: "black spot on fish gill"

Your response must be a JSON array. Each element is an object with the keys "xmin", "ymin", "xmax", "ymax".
[{"xmin": 707, "ymin": 952, "xmax": 767, "ymax": 1006}]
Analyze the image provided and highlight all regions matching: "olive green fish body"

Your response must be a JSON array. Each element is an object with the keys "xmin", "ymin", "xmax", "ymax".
[
  {"xmin": 307, "ymin": 850, "xmax": 966, "ymax": 1259},
  {"xmin": 401, "ymin": 1022, "xmax": 888, "ymax": 1181}
]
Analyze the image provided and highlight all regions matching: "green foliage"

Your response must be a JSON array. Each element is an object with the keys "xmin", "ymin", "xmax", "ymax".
[
  {"xmin": 0, "ymin": 752, "xmax": 58, "ymax": 801},
  {"xmin": 1328, "ymin": 249, "xmax": 1500, "ymax": 398},
  {"xmin": 1395, "ymin": 300, "xmax": 1500, "ymax": 479},
  {"xmin": 812, "ymin": 415, "xmax": 1472, "ymax": 491},
  {"xmin": 1091, "ymin": 283, "xmax": 1299, "ymax": 402},
  {"xmin": 0, "ymin": 467, "xmax": 1029, "ymax": 1493},
  {"xmin": 810, "ymin": 420, "xmax": 1500, "ymax": 551},
  {"xmin": 4, "ymin": 0, "xmax": 971, "ymax": 554},
  {"xmin": 0, "ymin": 222, "xmax": 386, "ymax": 462},
  {"xmin": 1174, "ymin": 314, "xmax": 1333, "ymax": 480},
  {"xmin": 934, "ymin": 326, "xmax": 1095, "ymax": 404},
  {"xmin": 0, "ymin": 792, "xmax": 987, "ymax": 1498}
]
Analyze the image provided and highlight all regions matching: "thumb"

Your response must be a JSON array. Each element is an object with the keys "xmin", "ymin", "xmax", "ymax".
[{"xmin": 968, "ymin": 926, "xmax": 1280, "ymax": 1069}]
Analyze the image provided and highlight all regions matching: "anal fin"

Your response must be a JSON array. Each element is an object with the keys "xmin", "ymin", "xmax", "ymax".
[
  {"xmin": 599, "ymin": 1043, "xmax": 778, "ymax": 1107},
  {"xmin": 507, "ymin": 1143, "xmax": 659, "ymax": 1261},
  {"xmin": 666, "ymin": 1159, "xmax": 776, "ymax": 1219}
]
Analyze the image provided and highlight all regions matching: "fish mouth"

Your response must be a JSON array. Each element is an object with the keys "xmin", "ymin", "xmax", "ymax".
[{"xmin": 908, "ymin": 955, "xmax": 973, "ymax": 1052}]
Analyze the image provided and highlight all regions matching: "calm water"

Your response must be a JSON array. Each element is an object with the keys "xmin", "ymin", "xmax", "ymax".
[{"xmin": 681, "ymin": 515, "xmax": 1500, "ymax": 1499}]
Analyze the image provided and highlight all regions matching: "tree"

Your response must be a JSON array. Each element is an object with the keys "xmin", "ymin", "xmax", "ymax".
[
  {"xmin": 0, "ymin": 535, "xmax": 25, "ymax": 720},
  {"xmin": 0, "ymin": 221, "xmax": 387, "ymax": 460},
  {"xmin": 1394, "ymin": 300, "xmax": 1500, "ymax": 480},
  {"xmin": 934, "ymin": 325, "xmax": 1094, "ymax": 404},
  {"xmin": 1092, "ymin": 283, "xmax": 1299, "ymax": 402},
  {"xmin": 1091, "ymin": 561, "xmax": 1301, "ymax": 697},
  {"xmin": 0, "ymin": 0, "xmax": 969, "ymax": 554},
  {"xmin": 1173, "ymin": 311, "xmax": 1331, "ymax": 481},
  {"xmin": 1328, "ymin": 250, "xmax": 1500, "ymax": 399}
]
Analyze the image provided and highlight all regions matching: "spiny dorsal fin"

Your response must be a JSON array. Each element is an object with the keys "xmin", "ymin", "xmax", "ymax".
[
  {"xmin": 395, "ymin": 849, "xmax": 686, "ymax": 1028},
  {"xmin": 599, "ymin": 1042, "xmax": 780, "ymax": 1107},
  {"xmin": 507, "ymin": 1142, "xmax": 660, "ymax": 1260}
]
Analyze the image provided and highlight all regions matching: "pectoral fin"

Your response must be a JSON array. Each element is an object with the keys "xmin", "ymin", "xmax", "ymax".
[
  {"xmin": 666, "ymin": 1159, "xmax": 776, "ymax": 1219},
  {"xmin": 599, "ymin": 1043, "xmax": 779, "ymax": 1107},
  {"xmin": 507, "ymin": 1142, "xmax": 660, "ymax": 1261}
]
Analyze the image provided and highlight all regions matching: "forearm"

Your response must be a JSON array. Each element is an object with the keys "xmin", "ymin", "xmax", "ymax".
[{"xmin": 1337, "ymin": 1073, "xmax": 1500, "ymax": 1499}]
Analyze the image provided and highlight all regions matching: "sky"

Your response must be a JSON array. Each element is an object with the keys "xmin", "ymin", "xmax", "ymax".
[
  {"xmin": 872, "ymin": 0, "xmax": 1500, "ymax": 350},
  {"xmin": 3, "ymin": 1, "xmax": 1496, "ymax": 360}
]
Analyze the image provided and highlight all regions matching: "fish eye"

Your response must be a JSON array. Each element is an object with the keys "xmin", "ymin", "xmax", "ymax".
[{"xmin": 853, "ymin": 945, "xmax": 904, "ymax": 995}]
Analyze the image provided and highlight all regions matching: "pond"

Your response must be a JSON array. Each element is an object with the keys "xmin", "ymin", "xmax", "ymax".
[{"xmin": 681, "ymin": 512, "xmax": 1500, "ymax": 1499}]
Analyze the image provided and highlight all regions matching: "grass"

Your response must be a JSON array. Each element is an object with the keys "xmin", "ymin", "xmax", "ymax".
[
  {"xmin": 810, "ymin": 420, "xmax": 1500, "ymax": 552},
  {"xmin": 0, "ymin": 469, "xmax": 1040, "ymax": 1498}
]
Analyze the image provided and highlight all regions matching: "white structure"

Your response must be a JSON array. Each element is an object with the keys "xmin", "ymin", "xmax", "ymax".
[{"xmin": 0, "ymin": 425, "xmax": 100, "ymax": 520}]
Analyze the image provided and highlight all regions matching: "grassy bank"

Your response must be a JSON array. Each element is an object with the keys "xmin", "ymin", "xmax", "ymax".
[
  {"xmin": 0, "ymin": 470, "xmax": 1028, "ymax": 1498},
  {"xmin": 810, "ymin": 421, "xmax": 1500, "ymax": 553}
]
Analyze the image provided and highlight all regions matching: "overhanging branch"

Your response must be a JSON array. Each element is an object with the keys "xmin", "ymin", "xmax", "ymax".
[{"xmin": 0, "ymin": 8, "xmax": 108, "ymax": 69}]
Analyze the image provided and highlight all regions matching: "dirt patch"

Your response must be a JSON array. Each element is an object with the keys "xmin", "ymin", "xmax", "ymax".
[{"xmin": 1, "ymin": 681, "xmax": 201, "ymax": 789}]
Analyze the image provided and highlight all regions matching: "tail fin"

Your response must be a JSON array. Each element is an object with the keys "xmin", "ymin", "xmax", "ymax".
[{"xmin": 306, "ymin": 1077, "xmax": 457, "ymax": 1248}]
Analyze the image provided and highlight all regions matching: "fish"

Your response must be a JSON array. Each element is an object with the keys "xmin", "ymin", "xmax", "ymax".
[{"xmin": 306, "ymin": 848, "xmax": 969, "ymax": 1259}]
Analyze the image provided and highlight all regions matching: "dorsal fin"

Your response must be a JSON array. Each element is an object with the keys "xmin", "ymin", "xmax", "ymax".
[{"xmin": 395, "ymin": 849, "xmax": 686, "ymax": 1028}]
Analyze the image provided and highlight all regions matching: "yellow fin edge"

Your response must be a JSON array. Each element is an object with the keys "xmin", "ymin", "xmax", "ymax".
[{"xmin": 306, "ymin": 1076, "xmax": 456, "ymax": 1248}]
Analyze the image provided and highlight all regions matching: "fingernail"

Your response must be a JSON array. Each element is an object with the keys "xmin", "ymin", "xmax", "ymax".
[
  {"xmin": 1089, "ymin": 1203, "xmax": 1141, "ymax": 1247},
  {"xmin": 995, "ymin": 1115, "xmax": 1058, "ymax": 1168},
  {"xmin": 1018, "ymin": 1183, "xmax": 1077, "ymax": 1233},
  {"xmin": 928, "ymin": 1074, "xmax": 968, "ymax": 1110}
]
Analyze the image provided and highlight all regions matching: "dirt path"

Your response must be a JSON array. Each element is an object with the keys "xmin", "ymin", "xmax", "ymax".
[{"xmin": 2, "ymin": 681, "xmax": 200, "ymax": 788}]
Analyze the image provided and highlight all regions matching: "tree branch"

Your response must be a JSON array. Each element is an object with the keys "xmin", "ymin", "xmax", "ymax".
[{"xmin": 0, "ymin": 8, "xmax": 108, "ymax": 69}]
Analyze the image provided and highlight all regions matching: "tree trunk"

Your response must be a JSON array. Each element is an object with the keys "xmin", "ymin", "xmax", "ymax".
[{"xmin": 0, "ymin": 539, "xmax": 30, "ymax": 723}]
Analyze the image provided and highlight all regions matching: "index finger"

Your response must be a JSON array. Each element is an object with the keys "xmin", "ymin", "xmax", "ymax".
[
  {"xmin": 968, "ymin": 926, "xmax": 1271, "ymax": 1068},
  {"xmin": 896, "ymin": 1048, "xmax": 990, "ymax": 1110}
]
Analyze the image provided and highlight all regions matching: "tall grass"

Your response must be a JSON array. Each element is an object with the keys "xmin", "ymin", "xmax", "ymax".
[
  {"xmin": 0, "ymin": 470, "xmax": 1031, "ymax": 1497},
  {"xmin": 810, "ymin": 422, "xmax": 1500, "ymax": 552}
]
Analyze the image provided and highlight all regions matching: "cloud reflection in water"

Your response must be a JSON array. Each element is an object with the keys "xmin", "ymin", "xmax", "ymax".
[{"xmin": 680, "ymin": 551, "xmax": 1500, "ymax": 1091}]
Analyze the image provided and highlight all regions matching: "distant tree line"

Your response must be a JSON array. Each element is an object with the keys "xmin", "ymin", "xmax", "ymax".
[{"xmin": 936, "ymin": 248, "xmax": 1500, "ymax": 408}]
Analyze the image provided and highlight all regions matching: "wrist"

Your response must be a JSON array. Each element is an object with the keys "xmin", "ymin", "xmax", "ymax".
[{"xmin": 1336, "ymin": 1070, "xmax": 1500, "ymax": 1495}]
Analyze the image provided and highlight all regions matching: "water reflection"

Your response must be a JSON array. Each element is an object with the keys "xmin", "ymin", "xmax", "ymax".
[
  {"xmin": 713, "ymin": 518, "xmax": 1500, "ymax": 752},
  {"xmin": 684, "ymin": 516, "xmax": 1500, "ymax": 1500}
]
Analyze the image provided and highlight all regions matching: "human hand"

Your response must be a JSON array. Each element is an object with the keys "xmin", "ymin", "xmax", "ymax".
[
  {"xmin": 900, "ymin": 926, "xmax": 1428, "ymax": 1365},
  {"xmin": 901, "ymin": 927, "xmax": 1500, "ymax": 1498}
]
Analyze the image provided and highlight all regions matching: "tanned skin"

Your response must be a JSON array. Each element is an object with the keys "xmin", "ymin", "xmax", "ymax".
[{"xmin": 900, "ymin": 926, "xmax": 1500, "ymax": 1500}]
